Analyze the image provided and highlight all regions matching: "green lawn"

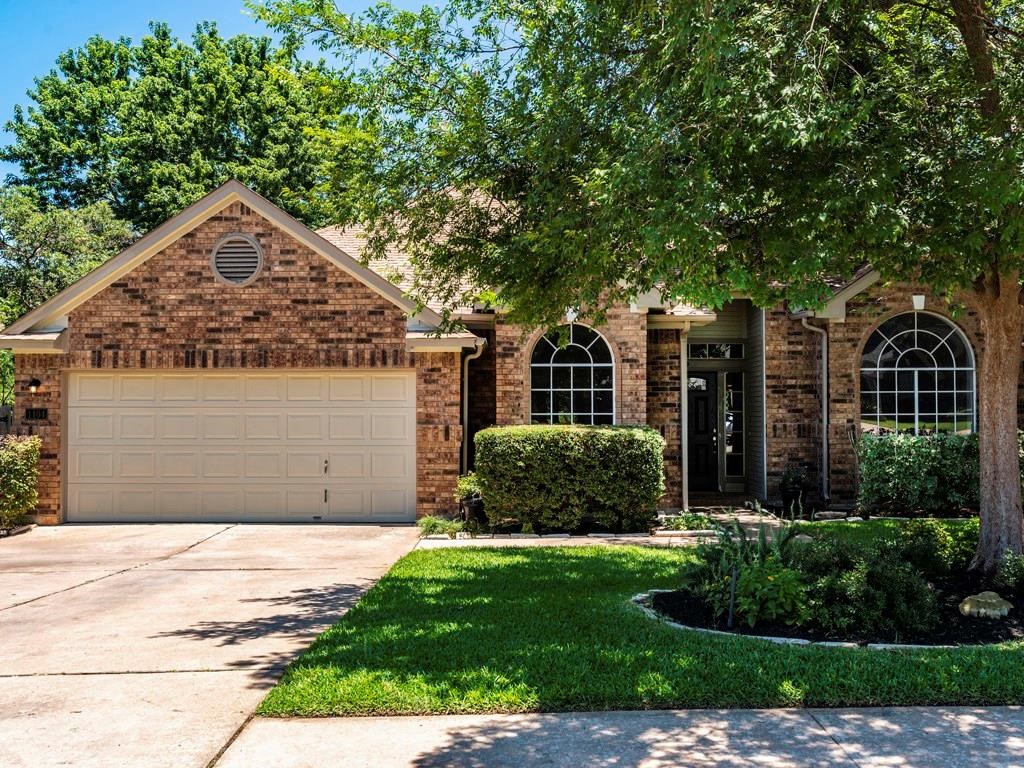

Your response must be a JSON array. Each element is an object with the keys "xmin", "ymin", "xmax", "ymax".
[
  {"xmin": 261, "ymin": 542, "xmax": 1024, "ymax": 715},
  {"xmin": 795, "ymin": 517, "xmax": 979, "ymax": 546}
]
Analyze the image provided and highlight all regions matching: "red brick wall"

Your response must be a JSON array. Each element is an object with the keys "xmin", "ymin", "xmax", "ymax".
[
  {"xmin": 13, "ymin": 201, "xmax": 463, "ymax": 521},
  {"xmin": 11, "ymin": 356, "xmax": 63, "ymax": 524},
  {"xmin": 494, "ymin": 305, "xmax": 648, "ymax": 426},
  {"xmin": 646, "ymin": 329, "xmax": 682, "ymax": 506},
  {"xmin": 764, "ymin": 308, "xmax": 822, "ymax": 502}
]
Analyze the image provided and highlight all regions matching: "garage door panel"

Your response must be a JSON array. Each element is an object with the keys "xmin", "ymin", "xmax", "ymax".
[
  {"xmin": 244, "ymin": 413, "xmax": 282, "ymax": 439},
  {"xmin": 160, "ymin": 413, "xmax": 199, "ymax": 439},
  {"xmin": 118, "ymin": 451, "xmax": 156, "ymax": 478},
  {"xmin": 203, "ymin": 413, "xmax": 243, "ymax": 440},
  {"xmin": 67, "ymin": 371, "xmax": 416, "ymax": 523}
]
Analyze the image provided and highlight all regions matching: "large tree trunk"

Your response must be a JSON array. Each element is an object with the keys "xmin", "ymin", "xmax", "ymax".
[{"xmin": 969, "ymin": 273, "xmax": 1024, "ymax": 572}]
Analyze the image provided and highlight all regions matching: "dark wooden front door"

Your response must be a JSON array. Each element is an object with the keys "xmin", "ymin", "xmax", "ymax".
[{"xmin": 688, "ymin": 373, "xmax": 719, "ymax": 492}]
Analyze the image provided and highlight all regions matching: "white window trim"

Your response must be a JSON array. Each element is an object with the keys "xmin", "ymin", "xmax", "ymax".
[
  {"xmin": 529, "ymin": 323, "xmax": 616, "ymax": 425},
  {"xmin": 860, "ymin": 311, "xmax": 976, "ymax": 435}
]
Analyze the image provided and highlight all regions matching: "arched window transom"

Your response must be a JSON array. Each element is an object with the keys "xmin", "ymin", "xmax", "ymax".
[
  {"xmin": 530, "ymin": 324, "xmax": 614, "ymax": 425},
  {"xmin": 860, "ymin": 311, "xmax": 975, "ymax": 435}
]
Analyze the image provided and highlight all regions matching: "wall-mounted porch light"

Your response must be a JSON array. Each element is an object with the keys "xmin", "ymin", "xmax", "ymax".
[
  {"xmin": 912, "ymin": 294, "xmax": 926, "ymax": 311},
  {"xmin": 28, "ymin": 378, "xmax": 41, "ymax": 394}
]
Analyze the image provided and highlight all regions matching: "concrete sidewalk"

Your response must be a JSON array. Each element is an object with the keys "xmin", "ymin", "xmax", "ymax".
[{"xmin": 216, "ymin": 707, "xmax": 1024, "ymax": 768}]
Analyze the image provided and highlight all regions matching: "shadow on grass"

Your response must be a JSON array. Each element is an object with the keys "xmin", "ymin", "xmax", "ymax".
[{"xmin": 257, "ymin": 546, "xmax": 1024, "ymax": 714}]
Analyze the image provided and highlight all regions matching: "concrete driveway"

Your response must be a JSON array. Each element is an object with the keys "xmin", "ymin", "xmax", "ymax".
[{"xmin": 0, "ymin": 524, "xmax": 418, "ymax": 768}]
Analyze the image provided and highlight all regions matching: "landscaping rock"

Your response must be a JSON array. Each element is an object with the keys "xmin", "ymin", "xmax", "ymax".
[
  {"xmin": 959, "ymin": 591, "xmax": 1013, "ymax": 619},
  {"xmin": 812, "ymin": 511, "xmax": 847, "ymax": 521}
]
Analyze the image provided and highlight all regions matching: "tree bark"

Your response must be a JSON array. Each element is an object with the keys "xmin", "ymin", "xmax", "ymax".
[{"xmin": 969, "ymin": 272, "xmax": 1024, "ymax": 572}]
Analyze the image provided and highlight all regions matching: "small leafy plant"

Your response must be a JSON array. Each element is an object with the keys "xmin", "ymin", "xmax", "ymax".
[
  {"xmin": 417, "ymin": 516, "xmax": 464, "ymax": 539},
  {"xmin": 996, "ymin": 552, "xmax": 1024, "ymax": 597},
  {"xmin": 453, "ymin": 472, "xmax": 482, "ymax": 503},
  {"xmin": 733, "ymin": 559, "xmax": 808, "ymax": 628},
  {"xmin": 662, "ymin": 512, "xmax": 715, "ymax": 531}
]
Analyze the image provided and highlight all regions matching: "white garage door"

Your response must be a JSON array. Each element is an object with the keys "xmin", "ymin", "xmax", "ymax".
[{"xmin": 66, "ymin": 371, "xmax": 416, "ymax": 522}]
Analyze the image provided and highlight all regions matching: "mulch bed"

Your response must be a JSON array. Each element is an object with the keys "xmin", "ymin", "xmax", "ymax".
[{"xmin": 651, "ymin": 572, "xmax": 1024, "ymax": 646}]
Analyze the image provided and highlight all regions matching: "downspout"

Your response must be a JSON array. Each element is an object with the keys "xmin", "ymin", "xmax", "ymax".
[
  {"xmin": 679, "ymin": 324, "xmax": 689, "ymax": 512},
  {"xmin": 461, "ymin": 337, "xmax": 487, "ymax": 473},
  {"xmin": 800, "ymin": 318, "xmax": 830, "ymax": 503}
]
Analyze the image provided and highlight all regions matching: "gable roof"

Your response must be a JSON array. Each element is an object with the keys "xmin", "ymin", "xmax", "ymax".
[{"xmin": 1, "ymin": 180, "xmax": 445, "ymax": 336}]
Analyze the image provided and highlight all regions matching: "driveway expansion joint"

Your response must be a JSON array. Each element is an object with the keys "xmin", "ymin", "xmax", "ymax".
[{"xmin": 0, "ymin": 524, "xmax": 237, "ymax": 613}]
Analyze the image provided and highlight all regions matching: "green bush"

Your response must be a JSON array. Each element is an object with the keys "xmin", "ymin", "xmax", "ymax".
[
  {"xmin": 799, "ymin": 538, "xmax": 939, "ymax": 639},
  {"xmin": 453, "ymin": 472, "xmax": 482, "ymax": 502},
  {"xmin": 900, "ymin": 519, "xmax": 957, "ymax": 576},
  {"xmin": 416, "ymin": 515, "xmax": 464, "ymax": 539},
  {"xmin": 858, "ymin": 433, "xmax": 981, "ymax": 516},
  {"xmin": 732, "ymin": 559, "xmax": 808, "ymax": 628},
  {"xmin": 474, "ymin": 425, "xmax": 665, "ymax": 533},
  {"xmin": 662, "ymin": 511, "xmax": 715, "ymax": 531},
  {"xmin": 0, "ymin": 435, "xmax": 41, "ymax": 528},
  {"xmin": 996, "ymin": 552, "xmax": 1024, "ymax": 597}
]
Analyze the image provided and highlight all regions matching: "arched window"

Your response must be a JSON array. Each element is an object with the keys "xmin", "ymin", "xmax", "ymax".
[
  {"xmin": 530, "ymin": 323, "xmax": 614, "ymax": 425},
  {"xmin": 860, "ymin": 311, "xmax": 975, "ymax": 435}
]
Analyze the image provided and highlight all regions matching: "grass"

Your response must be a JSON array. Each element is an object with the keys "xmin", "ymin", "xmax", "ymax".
[
  {"xmin": 795, "ymin": 517, "xmax": 979, "ymax": 546},
  {"xmin": 261, "ymin": 541, "xmax": 1024, "ymax": 716}
]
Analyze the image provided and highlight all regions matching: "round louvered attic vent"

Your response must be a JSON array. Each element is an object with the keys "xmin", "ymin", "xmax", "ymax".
[{"xmin": 211, "ymin": 234, "xmax": 263, "ymax": 286}]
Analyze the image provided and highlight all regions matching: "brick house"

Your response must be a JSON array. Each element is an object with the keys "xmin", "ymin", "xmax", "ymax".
[{"xmin": 1, "ymin": 181, "xmax": 983, "ymax": 523}]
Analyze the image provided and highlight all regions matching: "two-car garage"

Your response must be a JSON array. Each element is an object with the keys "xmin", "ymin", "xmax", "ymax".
[{"xmin": 65, "ymin": 370, "xmax": 417, "ymax": 523}]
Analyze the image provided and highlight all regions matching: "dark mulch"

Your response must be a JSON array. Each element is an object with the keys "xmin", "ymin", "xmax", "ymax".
[{"xmin": 651, "ymin": 573, "xmax": 1024, "ymax": 646}]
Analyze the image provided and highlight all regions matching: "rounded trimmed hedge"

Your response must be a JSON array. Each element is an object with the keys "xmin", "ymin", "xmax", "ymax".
[
  {"xmin": 474, "ymin": 425, "xmax": 665, "ymax": 533},
  {"xmin": 0, "ymin": 435, "xmax": 41, "ymax": 529}
]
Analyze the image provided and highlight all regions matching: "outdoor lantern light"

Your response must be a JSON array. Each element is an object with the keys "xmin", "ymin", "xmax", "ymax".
[
  {"xmin": 912, "ymin": 294, "xmax": 926, "ymax": 311},
  {"xmin": 28, "ymin": 378, "xmax": 41, "ymax": 394}
]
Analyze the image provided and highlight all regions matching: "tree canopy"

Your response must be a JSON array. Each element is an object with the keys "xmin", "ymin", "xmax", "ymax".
[
  {"xmin": 0, "ymin": 185, "xmax": 134, "ymax": 406},
  {"xmin": 254, "ymin": 0, "xmax": 1024, "ymax": 325},
  {"xmin": 3, "ymin": 21, "xmax": 374, "ymax": 232}
]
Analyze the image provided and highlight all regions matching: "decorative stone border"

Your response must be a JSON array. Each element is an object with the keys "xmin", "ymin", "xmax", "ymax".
[{"xmin": 631, "ymin": 589, "xmax": 957, "ymax": 651}]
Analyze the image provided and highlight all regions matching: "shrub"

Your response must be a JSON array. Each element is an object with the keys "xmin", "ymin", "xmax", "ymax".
[
  {"xmin": 474, "ymin": 425, "xmax": 665, "ymax": 533},
  {"xmin": 662, "ymin": 511, "xmax": 715, "ymax": 531},
  {"xmin": 453, "ymin": 472, "xmax": 482, "ymax": 503},
  {"xmin": 900, "ymin": 519, "xmax": 956, "ymax": 577},
  {"xmin": 858, "ymin": 433, "xmax": 980, "ymax": 516},
  {"xmin": 996, "ymin": 552, "xmax": 1024, "ymax": 597},
  {"xmin": 416, "ymin": 515, "xmax": 463, "ymax": 539},
  {"xmin": 800, "ymin": 538, "xmax": 938, "ymax": 639},
  {"xmin": 732, "ymin": 559, "xmax": 808, "ymax": 628},
  {"xmin": 0, "ymin": 435, "xmax": 41, "ymax": 529}
]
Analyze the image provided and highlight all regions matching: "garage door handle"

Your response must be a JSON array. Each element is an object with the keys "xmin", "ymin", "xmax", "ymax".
[{"xmin": 324, "ymin": 459, "xmax": 329, "ymax": 475}]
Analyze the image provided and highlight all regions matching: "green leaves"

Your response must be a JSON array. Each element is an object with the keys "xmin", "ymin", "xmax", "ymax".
[
  {"xmin": 3, "ymin": 21, "xmax": 368, "ymax": 232},
  {"xmin": 0, "ymin": 186, "xmax": 134, "ymax": 327},
  {"xmin": 253, "ymin": 0, "xmax": 1024, "ymax": 326},
  {"xmin": 0, "ymin": 436, "xmax": 42, "ymax": 528}
]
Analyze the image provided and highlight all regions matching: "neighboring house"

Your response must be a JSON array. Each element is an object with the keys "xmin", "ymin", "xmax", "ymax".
[{"xmin": 0, "ymin": 181, "xmax": 987, "ymax": 524}]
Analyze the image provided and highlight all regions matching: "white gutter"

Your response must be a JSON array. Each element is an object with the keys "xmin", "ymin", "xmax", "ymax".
[
  {"xmin": 461, "ymin": 337, "xmax": 487, "ymax": 472},
  {"xmin": 801, "ymin": 318, "xmax": 830, "ymax": 502}
]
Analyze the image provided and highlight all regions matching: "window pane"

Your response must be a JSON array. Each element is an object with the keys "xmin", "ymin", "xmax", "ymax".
[
  {"xmin": 862, "ymin": 331, "xmax": 886, "ymax": 366},
  {"xmin": 956, "ymin": 392, "xmax": 974, "ymax": 415},
  {"xmin": 555, "ymin": 391, "xmax": 572, "ymax": 414},
  {"xmin": 726, "ymin": 454, "xmax": 744, "ymax": 477},
  {"xmin": 573, "ymin": 367, "xmax": 592, "ymax": 389},
  {"xmin": 594, "ymin": 414, "xmax": 613, "ymax": 425},
  {"xmin": 553, "ymin": 367, "xmax": 572, "ymax": 388},
  {"xmin": 573, "ymin": 391, "xmax": 591, "ymax": 415},
  {"xmin": 956, "ymin": 370, "xmax": 974, "ymax": 391},
  {"xmin": 594, "ymin": 390, "xmax": 613, "ymax": 413},
  {"xmin": 531, "ymin": 335, "xmax": 556, "ymax": 364},
  {"xmin": 531, "ymin": 414, "xmax": 551, "ymax": 425},
  {"xmin": 861, "ymin": 372, "xmax": 877, "ymax": 393},
  {"xmin": 937, "ymin": 392, "xmax": 954, "ymax": 414},
  {"xmin": 589, "ymin": 338, "xmax": 612, "ymax": 363},
  {"xmin": 688, "ymin": 344, "xmax": 708, "ymax": 359},
  {"xmin": 552, "ymin": 345, "xmax": 590, "ymax": 364},
  {"xmin": 531, "ymin": 367, "xmax": 550, "ymax": 389},
  {"xmin": 897, "ymin": 393, "xmax": 915, "ymax": 415},
  {"xmin": 879, "ymin": 392, "xmax": 896, "ymax": 415},
  {"xmin": 594, "ymin": 366, "xmax": 613, "ymax": 388},
  {"xmin": 531, "ymin": 391, "xmax": 550, "ymax": 417},
  {"xmin": 917, "ymin": 370, "xmax": 936, "ymax": 392},
  {"xmin": 878, "ymin": 371, "xmax": 896, "ymax": 392},
  {"xmin": 574, "ymin": 414, "xmax": 593, "ymax": 426}
]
